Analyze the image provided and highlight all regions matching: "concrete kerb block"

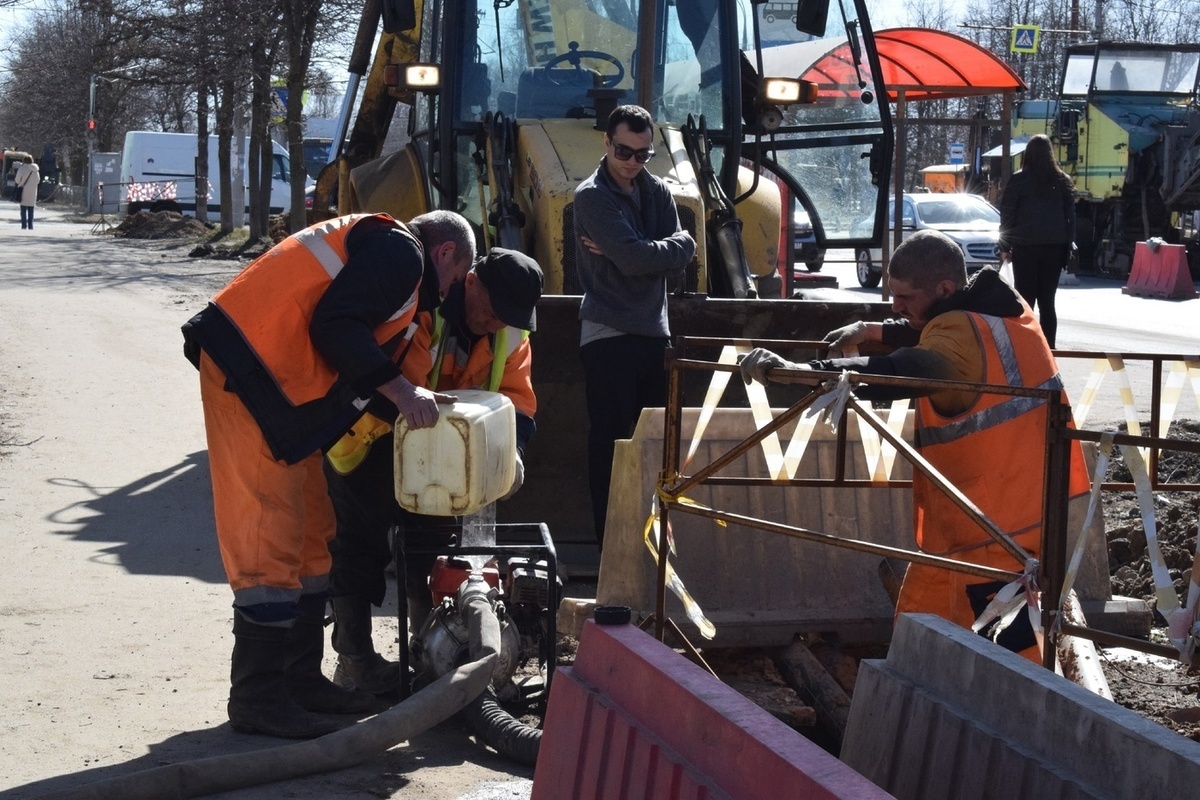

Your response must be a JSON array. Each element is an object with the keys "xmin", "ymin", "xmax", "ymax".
[
  {"xmin": 533, "ymin": 619, "xmax": 892, "ymax": 799},
  {"xmin": 842, "ymin": 614, "xmax": 1200, "ymax": 800}
]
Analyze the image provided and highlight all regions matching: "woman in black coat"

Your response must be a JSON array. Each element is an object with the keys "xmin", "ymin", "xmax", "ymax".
[{"xmin": 998, "ymin": 134, "xmax": 1075, "ymax": 348}]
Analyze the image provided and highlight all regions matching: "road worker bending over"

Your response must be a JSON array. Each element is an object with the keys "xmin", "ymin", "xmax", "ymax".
[
  {"xmin": 182, "ymin": 211, "xmax": 475, "ymax": 738},
  {"xmin": 740, "ymin": 229, "xmax": 1090, "ymax": 663},
  {"xmin": 322, "ymin": 248, "xmax": 543, "ymax": 696}
]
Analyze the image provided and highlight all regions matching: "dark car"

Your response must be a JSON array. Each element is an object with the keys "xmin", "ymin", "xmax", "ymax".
[
  {"xmin": 302, "ymin": 137, "xmax": 333, "ymax": 181},
  {"xmin": 794, "ymin": 208, "xmax": 825, "ymax": 272}
]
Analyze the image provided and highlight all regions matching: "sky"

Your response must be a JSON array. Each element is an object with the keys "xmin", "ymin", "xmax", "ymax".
[{"xmin": 0, "ymin": 0, "xmax": 975, "ymax": 65}]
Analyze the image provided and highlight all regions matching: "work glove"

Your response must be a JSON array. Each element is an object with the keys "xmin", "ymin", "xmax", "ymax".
[
  {"xmin": 822, "ymin": 321, "xmax": 871, "ymax": 358},
  {"xmin": 500, "ymin": 452, "xmax": 524, "ymax": 500},
  {"xmin": 738, "ymin": 348, "xmax": 805, "ymax": 385}
]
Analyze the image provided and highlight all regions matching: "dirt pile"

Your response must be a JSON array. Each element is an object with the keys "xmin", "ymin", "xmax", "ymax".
[
  {"xmin": 1098, "ymin": 420, "xmax": 1200, "ymax": 741},
  {"xmin": 112, "ymin": 210, "xmax": 214, "ymax": 240},
  {"xmin": 1103, "ymin": 420, "xmax": 1200, "ymax": 606}
]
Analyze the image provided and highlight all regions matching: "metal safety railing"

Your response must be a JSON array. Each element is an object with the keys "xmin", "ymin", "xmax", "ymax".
[
  {"xmin": 1055, "ymin": 351, "xmax": 1200, "ymax": 491},
  {"xmin": 648, "ymin": 337, "xmax": 1200, "ymax": 672}
]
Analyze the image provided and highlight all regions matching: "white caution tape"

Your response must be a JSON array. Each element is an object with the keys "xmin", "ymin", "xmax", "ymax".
[
  {"xmin": 1071, "ymin": 356, "xmax": 1139, "ymax": 440},
  {"xmin": 683, "ymin": 345, "xmax": 740, "ymax": 471},
  {"xmin": 1157, "ymin": 360, "xmax": 1200, "ymax": 443},
  {"xmin": 692, "ymin": 344, "xmax": 823, "ymax": 480},
  {"xmin": 971, "ymin": 557, "xmax": 1042, "ymax": 649},
  {"xmin": 833, "ymin": 345, "xmax": 910, "ymax": 482},
  {"xmin": 857, "ymin": 399, "xmax": 910, "ymax": 483},
  {"xmin": 1057, "ymin": 432, "xmax": 1114, "ymax": 632},
  {"xmin": 1070, "ymin": 357, "xmax": 1110, "ymax": 428},
  {"xmin": 1164, "ymin": 506, "xmax": 1200, "ymax": 661},
  {"xmin": 1071, "ymin": 357, "xmax": 1200, "ymax": 465},
  {"xmin": 1122, "ymin": 443, "xmax": 1181, "ymax": 620}
]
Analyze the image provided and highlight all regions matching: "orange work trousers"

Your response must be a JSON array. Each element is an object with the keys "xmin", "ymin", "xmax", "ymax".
[{"xmin": 199, "ymin": 352, "xmax": 336, "ymax": 606}]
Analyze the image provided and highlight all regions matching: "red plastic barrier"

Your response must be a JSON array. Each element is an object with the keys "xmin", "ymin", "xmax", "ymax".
[
  {"xmin": 531, "ymin": 620, "xmax": 892, "ymax": 800},
  {"xmin": 1122, "ymin": 241, "xmax": 1197, "ymax": 299}
]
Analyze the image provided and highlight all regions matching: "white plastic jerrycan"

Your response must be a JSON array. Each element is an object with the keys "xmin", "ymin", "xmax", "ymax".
[{"xmin": 394, "ymin": 389, "xmax": 516, "ymax": 516}]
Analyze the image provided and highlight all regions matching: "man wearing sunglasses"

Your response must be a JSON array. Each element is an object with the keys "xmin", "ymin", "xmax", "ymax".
[{"xmin": 573, "ymin": 104, "xmax": 697, "ymax": 550}]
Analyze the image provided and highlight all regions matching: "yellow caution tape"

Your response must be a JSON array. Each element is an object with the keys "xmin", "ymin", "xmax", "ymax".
[{"xmin": 642, "ymin": 496, "xmax": 717, "ymax": 639}]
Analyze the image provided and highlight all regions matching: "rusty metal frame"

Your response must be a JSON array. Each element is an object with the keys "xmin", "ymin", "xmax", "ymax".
[
  {"xmin": 1054, "ymin": 351, "xmax": 1200, "ymax": 491},
  {"xmin": 651, "ymin": 338, "xmax": 1200, "ymax": 670}
]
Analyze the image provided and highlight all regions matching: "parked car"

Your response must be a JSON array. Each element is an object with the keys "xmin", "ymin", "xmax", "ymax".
[
  {"xmin": 852, "ymin": 192, "xmax": 1002, "ymax": 288},
  {"xmin": 302, "ymin": 137, "xmax": 334, "ymax": 181},
  {"xmin": 794, "ymin": 207, "xmax": 825, "ymax": 272}
]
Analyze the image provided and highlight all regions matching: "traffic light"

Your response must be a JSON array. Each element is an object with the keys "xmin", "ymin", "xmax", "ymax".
[{"xmin": 87, "ymin": 119, "xmax": 97, "ymax": 132}]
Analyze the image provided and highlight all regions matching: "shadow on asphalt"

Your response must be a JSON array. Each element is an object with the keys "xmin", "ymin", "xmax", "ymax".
[{"xmin": 46, "ymin": 450, "xmax": 227, "ymax": 584}]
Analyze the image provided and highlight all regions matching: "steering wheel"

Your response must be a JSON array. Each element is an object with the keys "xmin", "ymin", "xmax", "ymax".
[{"xmin": 542, "ymin": 41, "xmax": 626, "ymax": 89}]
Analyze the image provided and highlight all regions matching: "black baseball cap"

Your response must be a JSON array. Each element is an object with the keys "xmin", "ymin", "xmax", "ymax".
[{"xmin": 475, "ymin": 248, "xmax": 544, "ymax": 332}]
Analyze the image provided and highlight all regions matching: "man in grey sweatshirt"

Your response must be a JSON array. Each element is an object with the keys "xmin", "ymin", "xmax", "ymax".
[{"xmin": 573, "ymin": 104, "xmax": 696, "ymax": 548}]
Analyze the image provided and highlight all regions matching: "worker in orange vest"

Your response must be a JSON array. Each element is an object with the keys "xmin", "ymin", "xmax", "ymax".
[
  {"xmin": 740, "ymin": 229, "xmax": 1090, "ymax": 663},
  {"xmin": 182, "ymin": 210, "xmax": 475, "ymax": 738},
  {"xmin": 321, "ymin": 248, "xmax": 543, "ymax": 696}
]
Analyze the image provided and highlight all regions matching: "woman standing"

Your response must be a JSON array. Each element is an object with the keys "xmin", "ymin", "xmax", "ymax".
[
  {"xmin": 14, "ymin": 155, "xmax": 40, "ymax": 231},
  {"xmin": 998, "ymin": 134, "xmax": 1075, "ymax": 348}
]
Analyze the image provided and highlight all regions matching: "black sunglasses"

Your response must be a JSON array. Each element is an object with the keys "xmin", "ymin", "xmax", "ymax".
[{"xmin": 611, "ymin": 143, "xmax": 656, "ymax": 163}]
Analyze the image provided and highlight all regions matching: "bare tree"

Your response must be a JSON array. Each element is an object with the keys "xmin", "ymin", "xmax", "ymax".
[{"xmin": 281, "ymin": 0, "xmax": 324, "ymax": 232}]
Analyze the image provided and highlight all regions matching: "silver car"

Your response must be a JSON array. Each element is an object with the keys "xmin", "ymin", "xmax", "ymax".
[{"xmin": 853, "ymin": 193, "xmax": 1002, "ymax": 288}]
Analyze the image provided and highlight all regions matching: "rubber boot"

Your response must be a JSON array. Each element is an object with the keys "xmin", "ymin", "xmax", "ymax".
[
  {"xmin": 285, "ymin": 594, "xmax": 379, "ymax": 715},
  {"xmin": 227, "ymin": 615, "xmax": 342, "ymax": 739},
  {"xmin": 331, "ymin": 593, "xmax": 401, "ymax": 695}
]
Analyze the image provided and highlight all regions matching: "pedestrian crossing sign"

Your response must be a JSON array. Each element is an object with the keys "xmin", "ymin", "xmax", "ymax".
[{"xmin": 1010, "ymin": 24, "xmax": 1040, "ymax": 55}]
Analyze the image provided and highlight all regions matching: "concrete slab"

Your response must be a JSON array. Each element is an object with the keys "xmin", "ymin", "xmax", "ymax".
[
  {"xmin": 597, "ymin": 407, "xmax": 916, "ymax": 646},
  {"xmin": 1079, "ymin": 595, "xmax": 1153, "ymax": 639},
  {"xmin": 842, "ymin": 614, "xmax": 1200, "ymax": 800},
  {"xmin": 596, "ymin": 407, "xmax": 1113, "ymax": 647}
]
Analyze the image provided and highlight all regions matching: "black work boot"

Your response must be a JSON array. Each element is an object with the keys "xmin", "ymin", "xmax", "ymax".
[
  {"xmin": 228, "ymin": 614, "xmax": 342, "ymax": 739},
  {"xmin": 285, "ymin": 594, "xmax": 379, "ymax": 715},
  {"xmin": 331, "ymin": 593, "xmax": 401, "ymax": 696}
]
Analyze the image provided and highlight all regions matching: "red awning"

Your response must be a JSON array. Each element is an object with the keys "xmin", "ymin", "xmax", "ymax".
[{"xmin": 760, "ymin": 27, "xmax": 1027, "ymax": 102}]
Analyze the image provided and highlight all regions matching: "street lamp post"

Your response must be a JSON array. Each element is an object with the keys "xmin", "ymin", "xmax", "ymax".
[
  {"xmin": 87, "ymin": 73, "xmax": 123, "ymax": 213},
  {"xmin": 87, "ymin": 74, "xmax": 97, "ymax": 212}
]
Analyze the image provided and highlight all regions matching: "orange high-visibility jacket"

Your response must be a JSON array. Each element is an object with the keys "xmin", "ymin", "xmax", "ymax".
[
  {"xmin": 896, "ymin": 306, "xmax": 1091, "ymax": 627},
  {"xmin": 403, "ymin": 311, "xmax": 536, "ymax": 418},
  {"xmin": 213, "ymin": 213, "xmax": 419, "ymax": 408}
]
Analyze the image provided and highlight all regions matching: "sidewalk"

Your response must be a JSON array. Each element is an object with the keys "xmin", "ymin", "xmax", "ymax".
[{"xmin": 0, "ymin": 208, "xmax": 532, "ymax": 799}]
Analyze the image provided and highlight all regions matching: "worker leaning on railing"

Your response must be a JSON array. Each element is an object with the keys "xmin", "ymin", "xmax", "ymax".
[{"xmin": 740, "ymin": 229, "xmax": 1091, "ymax": 664}]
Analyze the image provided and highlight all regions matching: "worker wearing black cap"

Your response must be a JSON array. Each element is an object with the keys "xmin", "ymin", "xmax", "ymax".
[{"xmin": 323, "ymin": 247, "xmax": 544, "ymax": 697}]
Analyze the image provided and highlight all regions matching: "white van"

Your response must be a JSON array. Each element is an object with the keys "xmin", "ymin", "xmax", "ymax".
[{"xmin": 119, "ymin": 131, "xmax": 306, "ymax": 216}]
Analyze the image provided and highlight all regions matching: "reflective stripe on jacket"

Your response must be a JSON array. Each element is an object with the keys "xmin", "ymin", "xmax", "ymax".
[
  {"xmin": 325, "ymin": 312, "xmax": 536, "ymax": 476},
  {"xmin": 408, "ymin": 312, "xmax": 536, "ymax": 418},
  {"xmin": 897, "ymin": 307, "xmax": 1091, "ymax": 656},
  {"xmin": 911, "ymin": 307, "xmax": 1090, "ymax": 558},
  {"xmin": 213, "ymin": 213, "xmax": 419, "ymax": 407}
]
